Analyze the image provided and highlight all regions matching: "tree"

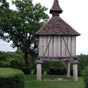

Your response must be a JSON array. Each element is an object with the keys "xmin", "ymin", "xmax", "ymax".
[
  {"xmin": 0, "ymin": 0, "xmax": 49, "ymax": 68},
  {"xmin": 0, "ymin": 0, "xmax": 9, "ymax": 39}
]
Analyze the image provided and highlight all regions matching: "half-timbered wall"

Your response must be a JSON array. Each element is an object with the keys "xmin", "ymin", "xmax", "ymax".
[{"xmin": 38, "ymin": 36, "xmax": 76, "ymax": 57}]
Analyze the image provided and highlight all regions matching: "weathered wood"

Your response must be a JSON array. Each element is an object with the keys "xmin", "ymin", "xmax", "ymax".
[
  {"xmin": 67, "ymin": 37, "xmax": 72, "ymax": 56},
  {"xmin": 64, "ymin": 37, "xmax": 68, "ymax": 57},
  {"xmin": 57, "ymin": 37, "xmax": 61, "ymax": 57},
  {"xmin": 42, "ymin": 36, "xmax": 45, "ymax": 56},
  {"xmin": 62, "ymin": 37, "xmax": 66, "ymax": 57},
  {"xmin": 39, "ymin": 37, "xmax": 43, "ymax": 56},
  {"xmin": 53, "ymin": 37, "xmax": 58, "ymax": 57},
  {"xmin": 72, "ymin": 37, "xmax": 76, "ymax": 56},
  {"xmin": 60, "ymin": 37, "xmax": 62, "ymax": 57},
  {"xmin": 41, "ymin": 57, "xmax": 68, "ymax": 61},
  {"xmin": 48, "ymin": 36, "xmax": 53, "ymax": 57},
  {"xmin": 45, "ymin": 37, "xmax": 49, "ymax": 56},
  {"xmin": 39, "ymin": 56, "xmax": 75, "ymax": 62},
  {"xmin": 38, "ymin": 36, "xmax": 76, "ymax": 57},
  {"xmin": 43, "ymin": 37, "xmax": 47, "ymax": 56}
]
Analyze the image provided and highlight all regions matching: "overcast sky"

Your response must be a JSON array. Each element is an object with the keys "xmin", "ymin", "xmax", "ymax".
[{"xmin": 0, "ymin": 0, "xmax": 88, "ymax": 55}]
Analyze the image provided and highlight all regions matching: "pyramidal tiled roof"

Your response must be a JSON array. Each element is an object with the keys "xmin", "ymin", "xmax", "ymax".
[{"xmin": 36, "ymin": 0, "xmax": 80, "ymax": 36}]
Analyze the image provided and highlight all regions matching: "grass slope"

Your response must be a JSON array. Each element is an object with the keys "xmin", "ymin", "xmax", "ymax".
[{"xmin": 25, "ymin": 74, "xmax": 84, "ymax": 88}]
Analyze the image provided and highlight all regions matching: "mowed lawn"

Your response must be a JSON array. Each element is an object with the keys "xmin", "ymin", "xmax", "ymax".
[{"xmin": 24, "ymin": 75, "xmax": 84, "ymax": 88}]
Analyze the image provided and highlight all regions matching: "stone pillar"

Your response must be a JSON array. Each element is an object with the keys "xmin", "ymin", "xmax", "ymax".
[
  {"xmin": 36, "ymin": 60, "xmax": 43, "ymax": 81},
  {"xmin": 73, "ymin": 60, "xmax": 79, "ymax": 81},
  {"xmin": 66, "ymin": 62, "xmax": 71, "ymax": 78}
]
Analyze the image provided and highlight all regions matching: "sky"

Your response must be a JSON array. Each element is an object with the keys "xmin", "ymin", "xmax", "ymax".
[{"xmin": 0, "ymin": 0, "xmax": 88, "ymax": 55}]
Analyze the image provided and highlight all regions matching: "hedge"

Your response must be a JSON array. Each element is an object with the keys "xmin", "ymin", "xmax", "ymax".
[
  {"xmin": 0, "ymin": 68, "xmax": 24, "ymax": 88},
  {"xmin": 81, "ymin": 66, "xmax": 88, "ymax": 88}
]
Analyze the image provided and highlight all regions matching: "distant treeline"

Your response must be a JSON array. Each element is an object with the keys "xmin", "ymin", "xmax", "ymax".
[{"xmin": 0, "ymin": 51, "xmax": 88, "ymax": 75}]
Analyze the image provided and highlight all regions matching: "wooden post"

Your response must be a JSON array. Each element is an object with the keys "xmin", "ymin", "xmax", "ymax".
[
  {"xmin": 66, "ymin": 62, "xmax": 71, "ymax": 78},
  {"xmin": 73, "ymin": 60, "xmax": 79, "ymax": 81},
  {"xmin": 36, "ymin": 60, "xmax": 43, "ymax": 81}
]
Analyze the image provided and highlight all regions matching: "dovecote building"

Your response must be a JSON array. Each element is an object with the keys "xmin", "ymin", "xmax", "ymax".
[{"xmin": 36, "ymin": 0, "xmax": 80, "ymax": 81}]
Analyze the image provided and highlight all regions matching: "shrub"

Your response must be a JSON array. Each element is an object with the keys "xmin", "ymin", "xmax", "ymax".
[
  {"xmin": 81, "ymin": 66, "xmax": 88, "ymax": 88},
  {"xmin": 0, "ymin": 52, "xmax": 24, "ymax": 69},
  {"xmin": 0, "ymin": 68, "xmax": 24, "ymax": 88},
  {"xmin": 0, "ymin": 51, "xmax": 37, "ymax": 74},
  {"xmin": 43, "ymin": 61, "xmax": 66, "ymax": 75},
  {"xmin": 78, "ymin": 54, "xmax": 88, "ymax": 76}
]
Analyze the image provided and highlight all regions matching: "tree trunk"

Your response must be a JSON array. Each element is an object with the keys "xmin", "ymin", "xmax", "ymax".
[
  {"xmin": 24, "ymin": 49, "xmax": 29, "ymax": 68},
  {"xmin": 22, "ymin": 48, "xmax": 31, "ymax": 74}
]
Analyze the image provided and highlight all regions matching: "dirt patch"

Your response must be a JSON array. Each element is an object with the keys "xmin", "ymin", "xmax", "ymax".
[{"xmin": 43, "ymin": 78, "xmax": 69, "ymax": 81}]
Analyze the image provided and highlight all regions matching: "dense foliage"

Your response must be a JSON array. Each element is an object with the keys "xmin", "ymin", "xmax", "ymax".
[
  {"xmin": 81, "ymin": 66, "xmax": 88, "ymax": 88},
  {"xmin": 43, "ymin": 61, "xmax": 67, "ymax": 75},
  {"xmin": 78, "ymin": 54, "xmax": 88, "ymax": 75},
  {"xmin": 0, "ymin": 51, "xmax": 37, "ymax": 74},
  {"xmin": 0, "ymin": 51, "xmax": 24, "ymax": 69},
  {"xmin": 0, "ymin": 52, "xmax": 88, "ymax": 75},
  {"xmin": 0, "ymin": 0, "xmax": 48, "ymax": 69},
  {"xmin": 0, "ymin": 68, "xmax": 24, "ymax": 88}
]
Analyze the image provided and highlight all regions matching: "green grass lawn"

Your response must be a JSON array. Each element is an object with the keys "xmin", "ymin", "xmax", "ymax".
[{"xmin": 25, "ymin": 74, "xmax": 84, "ymax": 88}]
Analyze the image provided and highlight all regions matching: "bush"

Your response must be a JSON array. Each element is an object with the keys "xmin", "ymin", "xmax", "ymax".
[
  {"xmin": 78, "ymin": 54, "xmax": 88, "ymax": 76},
  {"xmin": 21, "ymin": 67, "xmax": 31, "ymax": 74},
  {"xmin": 81, "ymin": 66, "xmax": 88, "ymax": 88},
  {"xmin": 0, "ymin": 52, "xmax": 24, "ymax": 69},
  {"xmin": 43, "ymin": 61, "xmax": 66, "ymax": 75},
  {"xmin": 0, "ymin": 68, "xmax": 24, "ymax": 88},
  {"xmin": 0, "ymin": 51, "xmax": 37, "ymax": 74}
]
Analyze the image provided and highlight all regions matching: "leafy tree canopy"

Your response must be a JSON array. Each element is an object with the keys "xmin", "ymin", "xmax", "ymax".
[{"xmin": 0, "ymin": 0, "xmax": 49, "ymax": 67}]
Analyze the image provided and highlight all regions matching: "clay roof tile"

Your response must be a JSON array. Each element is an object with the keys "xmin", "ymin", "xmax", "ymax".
[{"xmin": 36, "ymin": 0, "xmax": 80, "ymax": 36}]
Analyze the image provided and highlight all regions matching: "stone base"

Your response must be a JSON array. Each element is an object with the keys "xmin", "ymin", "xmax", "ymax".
[
  {"xmin": 36, "ymin": 60, "xmax": 43, "ymax": 81},
  {"xmin": 73, "ymin": 60, "xmax": 79, "ymax": 81},
  {"xmin": 66, "ymin": 62, "xmax": 71, "ymax": 78}
]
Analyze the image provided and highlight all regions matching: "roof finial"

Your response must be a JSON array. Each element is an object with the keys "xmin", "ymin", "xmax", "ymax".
[{"xmin": 50, "ymin": 0, "xmax": 63, "ymax": 16}]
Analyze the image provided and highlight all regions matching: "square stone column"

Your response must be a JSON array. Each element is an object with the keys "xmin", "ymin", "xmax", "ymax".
[
  {"xmin": 66, "ymin": 62, "xmax": 71, "ymax": 78},
  {"xmin": 36, "ymin": 60, "xmax": 43, "ymax": 81},
  {"xmin": 73, "ymin": 60, "xmax": 79, "ymax": 81}
]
